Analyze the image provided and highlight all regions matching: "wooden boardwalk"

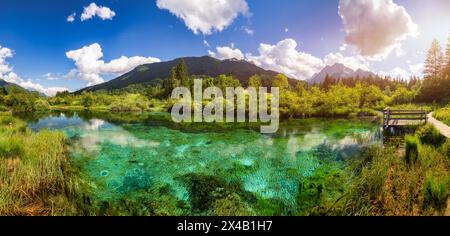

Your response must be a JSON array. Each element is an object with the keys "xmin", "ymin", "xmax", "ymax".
[
  {"xmin": 427, "ymin": 113, "xmax": 450, "ymax": 139},
  {"xmin": 383, "ymin": 108, "xmax": 427, "ymax": 128}
]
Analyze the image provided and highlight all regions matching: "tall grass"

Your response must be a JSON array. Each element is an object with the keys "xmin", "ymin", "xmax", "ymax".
[
  {"xmin": 0, "ymin": 114, "xmax": 82, "ymax": 215},
  {"xmin": 405, "ymin": 135, "xmax": 419, "ymax": 166},
  {"xmin": 344, "ymin": 129, "xmax": 450, "ymax": 216},
  {"xmin": 415, "ymin": 123, "xmax": 446, "ymax": 147}
]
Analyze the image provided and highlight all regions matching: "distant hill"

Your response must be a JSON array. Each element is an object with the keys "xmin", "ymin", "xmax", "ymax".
[
  {"xmin": 0, "ymin": 79, "xmax": 25, "ymax": 90},
  {"xmin": 309, "ymin": 63, "xmax": 377, "ymax": 84},
  {"xmin": 76, "ymin": 56, "xmax": 294, "ymax": 93},
  {"xmin": 0, "ymin": 79, "xmax": 11, "ymax": 87}
]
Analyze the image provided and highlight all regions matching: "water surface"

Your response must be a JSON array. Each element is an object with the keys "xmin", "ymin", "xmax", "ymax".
[{"xmin": 24, "ymin": 111, "xmax": 382, "ymax": 215}]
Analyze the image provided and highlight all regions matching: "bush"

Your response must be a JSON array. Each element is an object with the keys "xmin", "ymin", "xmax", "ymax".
[
  {"xmin": 33, "ymin": 99, "xmax": 51, "ymax": 111},
  {"xmin": 405, "ymin": 135, "xmax": 419, "ymax": 166},
  {"xmin": 415, "ymin": 124, "xmax": 446, "ymax": 147},
  {"xmin": 423, "ymin": 175, "xmax": 449, "ymax": 210}
]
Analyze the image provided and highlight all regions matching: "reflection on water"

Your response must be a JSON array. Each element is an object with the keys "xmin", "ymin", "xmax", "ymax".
[{"xmin": 24, "ymin": 111, "xmax": 382, "ymax": 215}]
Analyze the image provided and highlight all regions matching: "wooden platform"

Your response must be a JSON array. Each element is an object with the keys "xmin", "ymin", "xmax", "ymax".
[{"xmin": 383, "ymin": 108, "xmax": 427, "ymax": 128}]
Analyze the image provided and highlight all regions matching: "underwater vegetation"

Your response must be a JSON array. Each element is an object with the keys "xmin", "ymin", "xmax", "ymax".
[{"xmin": 21, "ymin": 112, "xmax": 382, "ymax": 216}]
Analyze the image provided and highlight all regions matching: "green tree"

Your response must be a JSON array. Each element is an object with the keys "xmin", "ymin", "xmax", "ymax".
[
  {"xmin": 272, "ymin": 74, "xmax": 289, "ymax": 90},
  {"xmin": 424, "ymin": 39, "xmax": 445, "ymax": 79},
  {"xmin": 215, "ymin": 75, "xmax": 241, "ymax": 91},
  {"xmin": 176, "ymin": 59, "xmax": 190, "ymax": 87},
  {"xmin": 163, "ymin": 67, "xmax": 180, "ymax": 97},
  {"xmin": 81, "ymin": 93, "xmax": 94, "ymax": 108},
  {"xmin": 248, "ymin": 75, "xmax": 262, "ymax": 89}
]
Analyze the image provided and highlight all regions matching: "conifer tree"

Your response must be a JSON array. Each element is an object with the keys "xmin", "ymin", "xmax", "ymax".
[{"xmin": 424, "ymin": 39, "xmax": 445, "ymax": 79}]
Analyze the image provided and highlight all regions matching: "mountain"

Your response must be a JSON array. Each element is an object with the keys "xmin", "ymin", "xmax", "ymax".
[
  {"xmin": 309, "ymin": 63, "xmax": 377, "ymax": 84},
  {"xmin": 0, "ymin": 79, "xmax": 23, "ymax": 90},
  {"xmin": 77, "ymin": 56, "xmax": 289, "ymax": 93},
  {"xmin": 0, "ymin": 79, "xmax": 11, "ymax": 87}
]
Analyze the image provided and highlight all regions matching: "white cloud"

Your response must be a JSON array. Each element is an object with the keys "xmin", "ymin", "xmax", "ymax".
[
  {"xmin": 243, "ymin": 27, "xmax": 254, "ymax": 35},
  {"xmin": 203, "ymin": 40, "xmax": 210, "ymax": 47},
  {"xmin": 208, "ymin": 46, "xmax": 244, "ymax": 60},
  {"xmin": 0, "ymin": 46, "xmax": 69, "ymax": 96},
  {"xmin": 2, "ymin": 72, "xmax": 69, "ymax": 97},
  {"xmin": 0, "ymin": 46, "xmax": 13, "ymax": 74},
  {"xmin": 390, "ymin": 67, "xmax": 409, "ymax": 78},
  {"xmin": 409, "ymin": 63, "xmax": 423, "ymax": 77},
  {"xmin": 284, "ymin": 28, "xmax": 289, "ymax": 33},
  {"xmin": 67, "ymin": 13, "xmax": 76, "ymax": 22},
  {"xmin": 338, "ymin": 0, "xmax": 418, "ymax": 58},
  {"xmin": 43, "ymin": 73, "xmax": 59, "ymax": 81},
  {"xmin": 156, "ymin": 0, "xmax": 249, "ymax": 35},
  {"xmin": 81, "ymin": 2, "xmax": 116, "ymax": 21},
  {"xmin": 66, "ymin": 43, "xmax": 161, "ymax": 86},
  {"xmin": 378, "ymin": 64, "xmax": 423, "ymax": 79},
  {"xmin": 324, "ymin": 52, "xmax": 370, "ymax": 71},
  {"xmin": 246, "ymin": 38, "xmax": 324, "ymax": 80}
]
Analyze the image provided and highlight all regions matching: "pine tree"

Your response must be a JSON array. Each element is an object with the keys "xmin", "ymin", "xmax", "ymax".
[
  {"xmin": 176, "ymin": 59, "xmax": 190, "ymax": 87},
  {"xmin": 446, "ymin": 35, "xmax": 450, "ymax": 76},
  {"xmin": 424, "ymin": 39, "xmax": 445, "ymax": 79}
]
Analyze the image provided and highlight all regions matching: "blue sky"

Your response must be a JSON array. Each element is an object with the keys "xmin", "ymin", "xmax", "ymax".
[{"xmin": 0, "ymin": 0, "xmax": 449, "ymax": 95}]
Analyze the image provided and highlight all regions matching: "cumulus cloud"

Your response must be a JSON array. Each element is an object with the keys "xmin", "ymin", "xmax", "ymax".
[
  {"xmin": 81, "ymin": 2, "xmax": 116, "ymax": 21},
  {"xmin": 324, "ymin": 52, "xmax": 370, "ymax": 71},
  {"xmin": 66, "ymin": 43, "xmax": 161, "ymax": 86},
  {"xmin": 0, "ymin": 46, "xmax": 13, "ymax": 74},
  {"xmin": 1, "ymin": 68, "xmax": 68, "ymax": 97},
  {"xmin": 409, "ymin": 63, "xmax": 423, "ymax": 77},
  {"xmin": 208, "ymin": 46, "xmax": 244, "ymax": 60},
  {"xmin": 156, "ymin": 0, "xmax": 249, "ymax": 35},
  {"xmin": 246, "ymin": 39, "xmax": 324, "ymax": 80},
  {"xmin": 378, "ymin": 64, "xmax": 423, "ymax": 79},
  {"xmin": 338, "ymin": 0, "xmax": 418, "ymax": 58},
  {"xmin": 67, "ymin": 13, "xmax": 76, "ymax": 22},
  {"xmin": 0, "ymin": 46, "xmax": 69, "ymax": 96}
]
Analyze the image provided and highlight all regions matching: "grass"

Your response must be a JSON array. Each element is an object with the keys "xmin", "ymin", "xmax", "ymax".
[
  {"xmin": 405, "ymin": 135, "xmax": 419, "ymax": 166},
  {"xmin": 415, "ymin": 123, "xmax": 446, "ymax": 147},
  {"xmin": 434, "ymin": 106, "xmax": 450, "ymax": 126},
  {"xmin": 344, "ymin": 127, "xmax": 450, "ymax": 216},
  {"xmin": 0, "ymin": 114, "xmax": 82, "ymax": 215}
]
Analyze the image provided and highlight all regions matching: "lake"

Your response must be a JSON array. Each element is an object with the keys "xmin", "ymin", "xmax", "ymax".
[{"xmin": 20, "ymin": 111, "xmax": 383, "ymax": 216}]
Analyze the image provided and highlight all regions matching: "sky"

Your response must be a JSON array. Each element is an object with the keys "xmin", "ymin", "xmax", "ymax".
[{"xmin": 0, "ymin": 0, "xmax": 449, "ymax": 96}]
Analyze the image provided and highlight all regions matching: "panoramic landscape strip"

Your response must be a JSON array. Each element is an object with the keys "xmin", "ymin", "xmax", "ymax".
[{"xmin": 0, "ymin": 0, "xmax": 450, "ymax": 217}]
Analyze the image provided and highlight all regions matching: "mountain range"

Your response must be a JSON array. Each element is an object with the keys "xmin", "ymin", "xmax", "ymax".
[
  {"xmin": 76, "ymin": 56, "xmax": 293, "ymax": 93},
  {"xmin": 309, "ymin": 63, "xmax": 377, "ymax": 84}
]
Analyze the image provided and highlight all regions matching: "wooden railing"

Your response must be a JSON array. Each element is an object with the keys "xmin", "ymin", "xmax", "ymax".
[{"xmin": 383, "ymin": 108, "xmax": 427, "ymax": 128}]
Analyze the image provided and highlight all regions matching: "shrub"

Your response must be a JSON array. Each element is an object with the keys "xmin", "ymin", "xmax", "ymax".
[
  {"xmin": 423, "ymin": 175, "xmax": 449, "ymax": 210},
  {"xmin": 33, "ymin": 99, "xmax": 51, "ymax": 111},
  {"xmin": 405, "ymin": 135, "xmax": 419, "ymax": 166},
  {"xmin": 415, "ymin": 124, "xmax": 445, "ymax": 147},
  {"xmin": 0, "ymin": 115, "xmax": 14, "ymax": 125}
]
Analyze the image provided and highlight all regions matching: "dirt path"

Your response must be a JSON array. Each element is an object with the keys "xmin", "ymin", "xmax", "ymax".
[{"xmin": 427, "ymin": 113, "xmax": 450, "ymax": 139}]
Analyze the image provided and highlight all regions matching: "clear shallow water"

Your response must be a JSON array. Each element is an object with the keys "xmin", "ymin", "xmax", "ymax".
[{"xmin": 24, "ymin": 112, "xmax": 382, "ymax": 215}]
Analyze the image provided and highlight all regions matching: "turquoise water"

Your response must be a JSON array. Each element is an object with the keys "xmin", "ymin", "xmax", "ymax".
[{"xmin": 25, "ymin": 112, "xmax": 382, "ymax": 216}]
